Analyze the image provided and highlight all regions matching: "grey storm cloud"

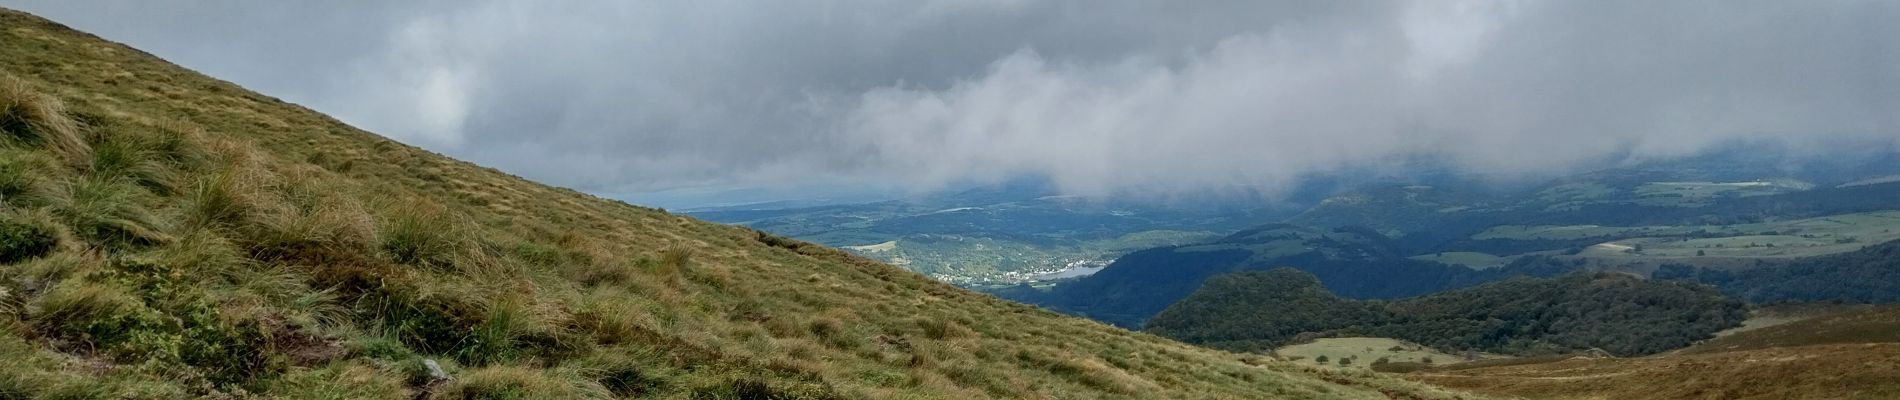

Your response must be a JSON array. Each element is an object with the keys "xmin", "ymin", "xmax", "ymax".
[{"xmin": 6, "ymin": 0, "xmax": 1898, "ymax": 199}]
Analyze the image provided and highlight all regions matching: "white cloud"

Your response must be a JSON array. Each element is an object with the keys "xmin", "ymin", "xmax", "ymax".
[{"xmin": 5, "ymin": 0, "xmax": 1897, "ymax": 201}]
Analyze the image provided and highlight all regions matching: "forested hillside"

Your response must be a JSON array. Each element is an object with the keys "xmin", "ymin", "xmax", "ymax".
[
  {"xmin": 998, "ymin": 224, "xmax": 1570, "ymax": 327},
  {"xmin": 1145, "ymin": 269, "xmax": 1746, "ymax": 356},
  {"xmin": 1655, "ymin": 239, "xmax": 1900, "ymax": 303}
]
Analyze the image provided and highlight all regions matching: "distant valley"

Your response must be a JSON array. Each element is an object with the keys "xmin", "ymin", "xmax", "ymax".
[{"xmin": 689, "ymin": 180, "xmax": 1300, "ymax": 285}]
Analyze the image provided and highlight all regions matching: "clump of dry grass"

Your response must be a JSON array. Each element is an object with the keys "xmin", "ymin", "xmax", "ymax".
[
  {"xmin": 0, "ymin": 75, "xmax": 89, "ymax": 165},
  {"xmin": 376, "ymin": 197, "xmax": 466, "ymax": 269},
  {"xmin": 264, "ymin": 361, "xmax": 410, "ymax": 400}
]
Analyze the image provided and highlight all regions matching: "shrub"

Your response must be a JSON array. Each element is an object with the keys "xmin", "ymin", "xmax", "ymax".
[
  {"xmin": 755, "ymin": 230, "xmax": 804, "ymax": 250},
  {"xmin": 1370, "ymin": 361, "xmax": 1432, "ymax": 374},
  {"xmin": 0, "ymin": 76, "xmax": 90, "ymax": 165},
  {"xmin": 0, "ymin": 212, "xmax": 57, "ymax": 263}
]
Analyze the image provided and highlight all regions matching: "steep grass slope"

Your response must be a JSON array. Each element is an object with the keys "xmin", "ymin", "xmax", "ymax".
[
  {"xmin": 1403, "ymin": 306, "xmax": 1900, "ymax": 399},
  {"xmin": 1408, "ymin": 344, "xmax": 1900, "ymax": 400},
  {"xmin": 0, "ymin": 9, "xmax": 1470, "ymax": 399}
]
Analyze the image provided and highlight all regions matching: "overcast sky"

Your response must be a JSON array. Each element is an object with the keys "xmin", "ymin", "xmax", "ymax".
[{"xmin": 6, "ymin": 1, "xmax": 1898, "ymax": 207}]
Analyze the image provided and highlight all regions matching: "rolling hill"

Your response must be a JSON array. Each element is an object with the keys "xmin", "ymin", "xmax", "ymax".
[
  {"xmin": 1408, "ymin": 306, "xmax": 1900, "ymax": 400},
  {"xmin": 1144, "ymin": 269, "xmax": 1746, "ymax": 356},
  {"xmin": 997, "ymin": 224, "xmax": 1572, "ymax": 327},
  {"xmin": 0, "ymin": 9, "xmax": 1467, "ymax": 399}
]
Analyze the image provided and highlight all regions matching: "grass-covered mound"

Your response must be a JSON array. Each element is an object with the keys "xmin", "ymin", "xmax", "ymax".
[
  {"xmin": 1146, "ymin": 269, "xmax": 1746, "ymax": 356},
  {"xmin": 0, "ymin": 8, "xmax": 1472, "ymax": 399}
]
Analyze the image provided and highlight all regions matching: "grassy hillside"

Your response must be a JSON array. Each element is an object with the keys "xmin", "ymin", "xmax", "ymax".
[
  {"xmin": 1409, "ymin": 343, "xmax": 1900, "ymax": 400},
  {"xmin": 0, "ymin": 9, "xmax": 1471, "ymax": 399},
  {"xmin": 1392, "ymin": 305, "xmax": 1900, "ymax": 399},
  {"xmin": 1681, "ymin": 305, "xmax": 1900, "ymax": 354}
]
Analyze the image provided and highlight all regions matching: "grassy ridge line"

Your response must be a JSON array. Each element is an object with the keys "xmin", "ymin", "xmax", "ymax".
[{"xmin": 0, "ymin": 8, "xmax": 1473, "ymax": 399}]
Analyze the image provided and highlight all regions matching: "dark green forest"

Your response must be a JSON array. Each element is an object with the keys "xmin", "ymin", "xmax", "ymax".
[
  {"xmin": 995, "ymin": 225, "xmax": 1573, "ymax": 327},
  {"xmin": 1655, "ymin": 239, "xmax": 1900, "ymax": 304},
  {"xmin": 1144, "ymin": 269, "xmax": 1747, "ymax": 356}
]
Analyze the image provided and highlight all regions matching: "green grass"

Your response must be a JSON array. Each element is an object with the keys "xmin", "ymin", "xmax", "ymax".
[{"xmin": 0, "ymin": 7, "xmax": 1473, "ymax": 400}]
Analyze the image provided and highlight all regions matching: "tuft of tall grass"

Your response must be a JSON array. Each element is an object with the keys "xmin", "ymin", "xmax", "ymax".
[
  {"xmin": 49, "ymin": 176, "xmax": 168, "ymax": 248},
  {"xmin": 246, "ymin": 177, "xmax": 376, "ymax": 264},
  {"xmin": 649, "ymin": 244, "xmax": 695, "ymax": 287},
  {"xmin": 23, "ymin": 279, "xmax": 151, "ymax": 345},
  {"xmin": 916, "ymin": 317, "xmax": 976, "ymax": 341},
  {"xmin": 85, "ymin": 123, "xmax": 183, "ymax": 194},
  {"xmin": 0, "ymin": 75, "xmax": 90, "ymax": 166},
  {"xmin": 569, "ymin": 347, "xmax": 675, "ymax": 398},
  {"xmin": 376, "ymin": 198, "xmax": 465, "ymax": 269},
  {"xmin": 457, "ymin": 294, "xmax": 569, "ymax": 365},
  {"xmin": 430, "ymin": 365, "xmax": 611, "ymax": 399},
  {"xmin": 0, "ymin": 149, "xmax": 58, "ymax": 207},
  {"xmin": 262, "ymin": 361, "xmax": 410, "ymax": 400},
  {"xmin": 687, "ymin": 375, "xmax": 838, "ymax": 400},
  {"xmin": 571, "ymin": 287, "xmax": 658, "ymax": 345},
  {"xmin": 659, "ymin": 244, "xmax": 693, "ymax": 273},
  {"xmin": 176, "ymin": 169, "xmax": 262, "ymax": 232},
  {"xmin": 0, "ymin": 333, "xmax": 114, "ymax": 399},
  {"xmin": 808, "ymin": 317, "xmax": 861, "ymax": 350}
]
